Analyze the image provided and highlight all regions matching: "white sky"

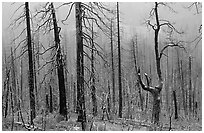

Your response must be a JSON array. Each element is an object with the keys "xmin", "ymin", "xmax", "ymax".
[{"xmin": 2, "ymin": 2, "xmax": 202, "ymax": 46}]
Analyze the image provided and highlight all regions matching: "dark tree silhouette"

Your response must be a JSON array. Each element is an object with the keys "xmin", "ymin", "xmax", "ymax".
[
  {"xmin": 138, "ymin": 2, "xmax": 185, "ymax": 125},
  {"xmin": 75, "ymin": 2, "xmax": 87, "ymax": 130},
  {"xmin": 25, "ymin": 2, "xmax": 36, "ymax": 125},
  {"xmin": 110, "ymin": 19, "xmax": 116, "ymax": 114},
  {"xmin": 50, "ymin": 2, "xmax": 67, "ymax": 118},
  {"xmin": 117, "ymin": 2, "xmax": 122, "ymax": 118}
]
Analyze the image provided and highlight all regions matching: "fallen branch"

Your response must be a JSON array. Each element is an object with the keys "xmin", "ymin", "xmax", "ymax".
[{"xmin": 14, "ymin": 122, "xmax": 43, "ymax": 131}]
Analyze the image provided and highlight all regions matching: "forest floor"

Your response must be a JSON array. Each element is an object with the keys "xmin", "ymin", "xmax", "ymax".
[{"xmin": 2, "ymin": 110, "xmax": 202, "ymax": 131}]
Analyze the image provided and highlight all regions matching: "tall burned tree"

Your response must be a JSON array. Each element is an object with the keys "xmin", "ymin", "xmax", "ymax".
[
  {"xmin": 50, "ymin": 3, "xmax": 67, "ymax": 118},
  {"xmin": 137, "ymin": 2, "xmax": 185, "ymax": 125},
  {"xmin": 75, "ymin": 2, "xmax": 86, "ymax": 130},
  {"xmin": 90, "ymin": 15, "xmax": 97, "ymax": 117},
  {"xmin": 117, "ymin": 2, "xmax": 123, "ymax": 118},
  {"xmin": 132, "ymin": 36, "xmax": 143, "ymax": 112},
  {"xmin": 110, "ymin": 19, "xmax": 116, "ymax": 114},
  {"xmin": 25, "ymin": 2, "xmax": 36, "ymax": 125}
]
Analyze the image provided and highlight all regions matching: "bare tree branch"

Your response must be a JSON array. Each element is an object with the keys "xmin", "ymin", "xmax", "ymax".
[
  {"xmin": 61, "ymin": 2, "xmax": 75, "ymax": 24},
  {"xmin": 137, "ymin": 69, "xmax": 155, "ymax": 93},
  {"xmin": 160, "ymin": 41, "xmax": 187, "ymax": 59}
]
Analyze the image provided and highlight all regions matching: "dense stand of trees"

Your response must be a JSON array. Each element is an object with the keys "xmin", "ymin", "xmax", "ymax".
[{"xmin": 2, "ymin": 2, "xmax": 202, "ymax": 131}]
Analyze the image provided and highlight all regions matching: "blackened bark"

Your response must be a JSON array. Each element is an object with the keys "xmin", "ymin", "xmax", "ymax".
[
  {"xmin": 25, "ymin": 2, "xmax": 36, "ymax": 125},
  {"xmin": 75, "ymin": 2, "xmax": 86, "ymax": 130},
  {"xmin": 73, "ymin": 81, "xmax": 76, "ymax": 112},
  {"xmin": 132, "ymin": 37, "xmax": 143, "ymax": 111},
  {"xmin": 180, "ymin": 60, "xmax": 187, "ymax": 115},
  {"xmin": 173, "ymin": 90, "xmax": 178, "ymax": 119},
  {"xmin": 165, "ymin": 49, "xmax": 169, "ymax": 113},
  {"xmin": 91, "ymin": 16, "xmax": 97, "ymax": 116},
  {"xmin": 189, "ymin": 56, "xmax": 192, "ymax": 113},
  {"xmin": 46, "ymin": 94, "xmax": 49, "ymax": 113},
  {"xmin": 151, "ymin": 2, "xmax": 162, "ymax": 125},
  {"xmin": 110, "ymin": 19, "xmax": 116, "ymax": 114},
  {"xmin": 10, "ymin": 86, "xmax": 14, "ymax": 131},
  {"xmin": 117, "ymin": 2, "xmax": 122, "ymax": 118},
  {"xmin": 10, "ymin": 48, "xmax": 17, "ymax": 111},
  {"xmin": 49, "ymin": 85, "xmax": 53, "ymax": 113},
  {"xmin": 137, "ymin": 2, "xmax": 163, "ymax": 125},
  {"xmin": 4, "ymin": 68, "xmax": 10, "ymax": 118},
  {"xmin": 107, "ymin": 81, "xmax": 111, "ymax": 114},
  {"xmin": 152, "ymin": 92, "xmax": 161, "ymax": 125},
  {"xmin": 32, "ymin": 43, "xmax": 39, "ymax": 111},
  {"xmin": 50, "ymin": 3, "xmax": 67, "ymax": 117},
  {"xmin": 20, "ymin": 53, "xmax": 24, "ymax": 108}
]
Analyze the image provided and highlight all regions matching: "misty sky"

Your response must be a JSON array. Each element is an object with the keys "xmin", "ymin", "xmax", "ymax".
[{"xmin": 2, "ymin": 2, "xmax": 202, "ymax": 48}]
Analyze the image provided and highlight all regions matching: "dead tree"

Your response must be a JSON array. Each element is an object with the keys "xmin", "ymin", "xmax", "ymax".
[
  {"xmin": 188, "ymin": 56, "xmax": 192, "ymax": 115},
  {"xmin": 117, "ymin": 2, "xmax": 123, "ymax": 118},
  {"xmin": 75, "ymin": 2, "xmax": 86, "ymax": 130},
  {"xmin": 4, "ymin": 64, "xmax": 10, "ymax": 118},
  {"xmin": 173, "ymin": 90, "xmax": 178, "ymax": 119},
  {"xmin": 49, "ymin": 85, "xmax": 53, "ymax": 113},
  {"xmin": 90, "ymin": 7, "xmax": 97, "ymax": 116},
  {"xmin": 10, "ymin": 48, "xmax": 17, "ymax": 112},
  {"xmin": 61, "ymin": 2, "xmax": 113, "ymax": 129},
  {"xmin": 110, "ymin": 19, "xmax": 116, "ymax": 114},
  {"xmin": 137, "ymin": 2, "xmax": 185, "ymax": 125},
  {"xmin": 50, "ymin": 2, "xmax": 68, "ymax": 118},
  {"xmin": 25, "ymin": 2, "xmax": 36, "ymax": 125},
  {"xmin": 33, "ymin": 2, "xmax": 68, "ymax": 118},
  {"xmin": 132, "ymin": 35, "xmax": 144, "ymax": 112}
]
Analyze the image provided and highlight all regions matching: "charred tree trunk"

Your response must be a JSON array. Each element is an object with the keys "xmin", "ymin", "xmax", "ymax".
[
  {"xmin": 73, "ymin": 76, "xmax": 76, "ymax": 112},
  {"xmin": 75, "ymin": 2, "xmax": 86, "ymax": 130},
  {"xmin": 165, "ymin": 49, "xmax": 169, "ymax": 113},
  {"xmin": 152, "ymin": 92, "xmax": 161, "ymax": 124},
  {"xmin": 189, "ymin": 56, "xmax": 192, "ymax": 114},
  {"xmin": 132, "ymin": 36, "xmax": 143, "ymax": 111},
  {"xmin": 110, "ymin": 19, "xmax": 116, "ymax": 114},
  {"xmin": 25, "ymin": 2, "xmax": 36, "ymax": 125},
  {"xmin": 33, "ymin": 42, "xmax": 39, "ymax": 111},
  {"xmin": 10, "ymin": 48, "xmax": 17, "ymax": 111},
  {"xmin": 50, "ymin": 3, "xmax": 67, "ymax": 118},
  {"xmin": 20, "ymin": 52, "xmax": 24, "ymax": 108},
  {"xmin": 173, "ymin": 90, "xmax": 178, "ymax": 119},
  {"xmin": 107, "ymin": 81, "xmax": 111, "ymax": 115},
  {"xmin": 137, "ymin": 2, "xmax": 163, "ymax": 125},
  {"xmin": 10, "ymin": 86, "xmax": 14, "ymax": 131},
  {"xmin": 49, "ymin": 85, "xmax": 53, "ymax": 113},
  {"xmin": 91, "ymin": 16, "xmax": 97, "ymax": 117},
  {"xmin": 117, "ymin": 2, "xmax": 122, "ymax": 118},
  {"xmin": 4, "ymin": 68, "xmax": 10, "ymax": 118},
  {"xmin": 180, "ymin": 59, "xmax": 187, "ymax": 116},
  {"xmin": 46, "ymin": 94, "xmax": 49, "ymax": 113}
]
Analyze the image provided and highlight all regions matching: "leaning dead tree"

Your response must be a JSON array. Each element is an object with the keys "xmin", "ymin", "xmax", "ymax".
[
  {"xmin": 33, "ymin": 2, "xmax": 67, "ymax": 118},
  {"xmin": 50, "ymin": 3, "xmax": 67, "ymax": 118},
  {"xmin": 137, "ymin": 2, "xmax": 186, "ymax": 125}
]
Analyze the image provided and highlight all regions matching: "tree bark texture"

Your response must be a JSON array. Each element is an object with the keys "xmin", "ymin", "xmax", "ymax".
[
  {"xmin": 25, "ymin": 2, "xmax": 36, "ymax": 125},
  {"xmin": 173, "ymin": 90, "xmax": 178, "ymax": 119},
  {"xmin": 110, "ymin": 19, "xmax": 116, "ymax": 114},
  {"xmin": 49, "ymin": 85, "xmax": 53, "ymax": 113},
  {"xmin": 91, "ymin": 17, "xmax": 97, "ymax": 116},
  {"xmin": 117, "ymin": 2, "xmax": 123, "ymax": 118},
  {"xmin": 75, "ymin": 2, "xmax": 86, "ymax": 130},
  {"xmin": 50, "ymin": 3, "xmax": 67, "ymax": 117},
  {"xmin": 137, "ymin": 2, "xmax": 163, "ymax": 125}
]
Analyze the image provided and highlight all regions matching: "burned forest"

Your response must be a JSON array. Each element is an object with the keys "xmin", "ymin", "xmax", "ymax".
[{"xmin": 2, "ymin": 2, "xmax": 202, "ymax": 131}]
